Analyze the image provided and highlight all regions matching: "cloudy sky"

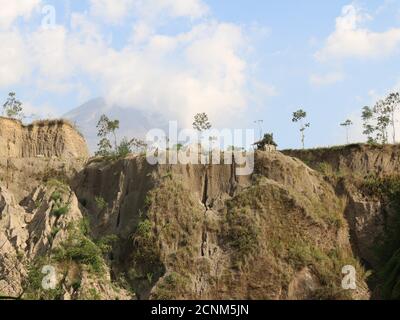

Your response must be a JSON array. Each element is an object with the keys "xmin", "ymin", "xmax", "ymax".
[{"xmin": 1, "ymin": 0, "xmax": 400, "ymax": 148}]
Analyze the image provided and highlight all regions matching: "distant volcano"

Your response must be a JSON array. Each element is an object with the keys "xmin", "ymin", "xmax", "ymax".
[{"xmin": 63, "ymin": 98, "xmax": 167, "ymax": 153}]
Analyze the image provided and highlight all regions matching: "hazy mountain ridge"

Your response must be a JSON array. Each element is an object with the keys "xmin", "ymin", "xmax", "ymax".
[{"xmin": 63, "ymin": 98, "xmax": 168, "ymax": 154}]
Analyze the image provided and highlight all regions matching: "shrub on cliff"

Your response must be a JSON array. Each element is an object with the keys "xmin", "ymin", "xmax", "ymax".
[{"xmin": 2, "ymin": 92, "xmax": 23, "ymax": 120}]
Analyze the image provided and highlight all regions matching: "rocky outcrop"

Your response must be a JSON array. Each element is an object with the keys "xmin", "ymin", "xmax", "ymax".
[
  {"xmin": 0, "ymin": 157, "xmax": 86, "ymax": 202},
  {"xmin": 0, "ymin": 182, "xmax": 131, "ymax": 300},
  {"xmin": 0, "ymin": 117, "xmax": 89, "ymax": 159}
]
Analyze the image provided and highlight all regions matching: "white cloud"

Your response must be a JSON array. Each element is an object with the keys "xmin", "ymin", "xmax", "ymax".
[
  {"xmin": 0, "ymin": 30, "xmax": 30, "ymax": 86},
  {"xmin": 0, "ymin": 0, "xmax": 41, "ymax": 29},
  {"xmin": 310, "ymin": 72, "xmax": 344, "ymax": 86},
  {"xmin": 316, "ymin": 4, "xmax": 400, "ymax": 61},
  {"xmin": 89, "ymin": 0, "xmax": 133, "ymax": 24},
  {"xmin": 89, "ymin": 0, "xmax": 208, "ymax": 24},
  {"xmin": 0, "ymin": 0, "xmax": 274, "ymax": 128},
  {"xmin": 29, "ymin": 26, "xmax": 71, "ymax": 80},
  {"xmin": 69, "ymin": 21, "xmax": 250, "ymax": 126}
]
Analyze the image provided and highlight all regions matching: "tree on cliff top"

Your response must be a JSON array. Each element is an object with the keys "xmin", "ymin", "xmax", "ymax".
[
  {"xmin": 292, "ymin": 109, "xmax": 310, "ymax": 149},
  {"xmin": 96, "ymin": 115, "xmax": 120, "ymax": 157},
  {"xmin": 3, "ymin": 92, "xmax": 23, "ymax": 119},
  {"xmin": 254, "ymin": 133, "xmax": 277, "ymax": 150},
  {"xmin": 340, "ymin": 119, "xmax": 353, "ymax": 144},
  {"xmin": 385, "ymin": 92, "xmax": 400, "ymax": 144}
]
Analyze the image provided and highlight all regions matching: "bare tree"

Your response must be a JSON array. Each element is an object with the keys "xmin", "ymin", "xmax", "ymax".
[
  {"xmin": 385, "ymin": 92, "xmax": 400, "ymax": 144},
  {"xmin": 292, "ymin": 109, "xmax": 310, "ymax": 149},
  {"xmin": 340, "ymin": 119, "xmax": 353, "ymax": 144}
]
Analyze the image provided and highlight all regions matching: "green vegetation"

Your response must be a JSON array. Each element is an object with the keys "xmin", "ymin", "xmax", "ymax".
[
  {"xmin": 23, "ymin": 259, "xmax": 64, "ymax": 300},
  {"xmin": 52, "ymin": 226, "xmax": 116, "ymax": 275},
  {"xmin": 23, "ymin": 217, "xmax": 119, "ymax": 300},
  {"xmin": 361, "ymin": 91, "xmax": 400, "ymax": 144},
  {"xmin": 127, "ymin": 178, "xmax": 203, "ymax": 299},
  {"xmin": 95, "ymin": 114, "xmax": 148, "ymax": 159},
  {"xmin": 254, "ymin": 133, "xmax": 277, "ymax": 150},
  {"xmin": 362, "ymin": 175, "xmax": 400, "ymax": 299},
  {"xmin": 152, "ymin": 272, "xmax": 190, "ymax": 300},
  {"xmin": 95, "ymin": 196, "xmax": 108, "ymax": 211},
  {"xmin": 84, "ymin": 288, "xmax": 101, "ymax": 300},
  {"xmin": 49, "ymin": 181, "xmax": 71, "ymax": 218},
  {"xmin": 2, "ymin": 92, "xmax": 23, "ymax": 119},
  {"xmin": 117, "ymin": 137, "xmax": 133, "ymax": 158},
  {"xmin": 135, "ymin": 220, "xmax": 153, "ymax": 241},
  {"xmin": 223, "ymin": 206, "xmax": 260, "ymax": 260},
  {"xmin": 51, "ymin": 204, "xmax": 69, "ymax": 218},
  {"xmin": 51, "ymin": 191, "xmax": 62, "ymax": 202},
  {"xmin": 222, "ymin": 178, "xmax": 366, "ymax": 299}
]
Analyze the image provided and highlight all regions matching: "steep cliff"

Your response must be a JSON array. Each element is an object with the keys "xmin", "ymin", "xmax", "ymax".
[
  {"xmin": 283, "ymin": 144, "xmax": 400, "ymax": 299},
  {"xmin": 0, "ymin": 181, "xmax": 131, "ymax": 299},
  {"xmin": 71, "ymin": 152, "xmax": 369, "ymax": 300},
  {"xmin": 0, "ymin": 117, "xmax": 89, "ymax": 159},
  {"xmin": 0, "ymin": 118, "xmax": 128, "ymax": 300},
  {"xmin": 1, "ymin": 126, "xmax": 386, "ymax": 300}
]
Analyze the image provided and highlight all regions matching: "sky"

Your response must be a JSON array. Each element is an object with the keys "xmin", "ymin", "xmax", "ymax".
[{"xmin": 1, "ymin": 0, "xmax": 400, "ymax": 149}]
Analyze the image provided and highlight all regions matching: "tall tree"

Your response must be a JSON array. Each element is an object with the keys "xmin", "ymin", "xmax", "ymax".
[
  {"xmin": 96, "ymin": 115, "xmax": 120, "ymax": 156},
  {"xmin": 340, "ymin": 119, "xmax": 353, "ymax": 144},
  {"xmin": 292, "ymin": 109, "xmax": 310, "ymax": 149},
  {"xmin": 3, "ymin": 92, "xmax": 23, "ymax": 119},
  {"xmin": 385, "ymin": 92, "xmax": 400, "ymax": 144},
  {"xmin": 96, "ymin": 115, "xmax": 120, "ymax": 151},
  {"xmin": 362, "ymin": 106, "xmax": 375, "ymax": 144},
  {"xmin": 374, "ymin": 100, "xmax": 390, "ymax": 145},
  {"xmin": 193, "ymin": 113, "xmax": 212, "ymax": 154}
]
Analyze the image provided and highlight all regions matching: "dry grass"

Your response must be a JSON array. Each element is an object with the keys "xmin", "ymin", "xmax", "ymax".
[{"xmin": 221, "ymin": 178, "xmax": 367, "ymax": 299}]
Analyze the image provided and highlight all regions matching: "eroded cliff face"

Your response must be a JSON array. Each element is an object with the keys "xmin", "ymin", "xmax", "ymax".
[
  {"xmin": 1, "ymin": 129, "xmax": 383, "ymax": 300},
  {"xmin": 72, "ymin": 152, "xmax": 369, "ymax": 300},
  {"xmin": 0, "ymin": 119, "xmax": 128, "ymax": 300},
  {"xmin": 283, "ymin": 144, "xmax": 400, "ymax": 299},
  {"xmin": 0, "ymin": 117, "xmax": 89, "ymax": 159},
  {"xmin": 0, "ymin": 181, "xmax": 130, "ymax": 300}
]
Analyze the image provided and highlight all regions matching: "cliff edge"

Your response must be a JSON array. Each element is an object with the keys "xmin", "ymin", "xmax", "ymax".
[{"xmin": 0, "ymin": 117, "xmax": 89, "ymax": 159}]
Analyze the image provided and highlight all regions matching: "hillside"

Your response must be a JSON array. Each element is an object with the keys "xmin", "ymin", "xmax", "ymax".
[
  {"xmin": 283, "ymin": 144, "xmax": 400, "ymax": 299},
  {"xmin": 3, "ymin": 120, "xmax": 400, "ymax": 300}
]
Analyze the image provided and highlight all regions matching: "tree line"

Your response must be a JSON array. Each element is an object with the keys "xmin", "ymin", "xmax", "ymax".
[
  {"xmin": 2, "ymin": 90, "xmax": 400, "ymax": 155},
  {"xmin": 290, "ymin": 91, "xmax": 400, "ymax": 149},
  {"xmin": 362, "ymin": 92, "xmax": 400, "ymax": 145}
]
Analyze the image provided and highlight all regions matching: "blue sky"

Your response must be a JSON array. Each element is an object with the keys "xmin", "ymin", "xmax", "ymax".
[{"xmin": 1, "ymin": 0, "xmax": 400, "ymax": 149}]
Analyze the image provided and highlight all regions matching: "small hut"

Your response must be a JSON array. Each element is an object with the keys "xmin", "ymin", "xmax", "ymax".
[{"xmin": 253, "ymin": 133, "xmax": 277, "ymax": 152}]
